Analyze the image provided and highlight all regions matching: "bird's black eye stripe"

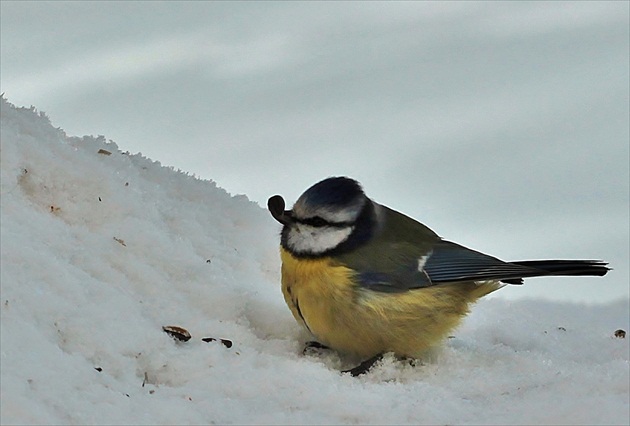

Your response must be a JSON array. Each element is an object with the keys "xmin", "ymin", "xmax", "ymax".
[
  {"xmin": 300, "ymin": 216, "xmax": 329, "ymax": 227},
  {"xmin": 297, "ymin": 216, "xmax": 352, "ymax": 228}
]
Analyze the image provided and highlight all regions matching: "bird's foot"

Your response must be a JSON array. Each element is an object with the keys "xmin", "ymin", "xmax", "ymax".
[
  {"xmin": 342, "ymin": 353, "xmax": 384, "ymax": 377},
  {"xmin": 302, "ymin": 341, "xmax": 331, "ymax": 356}
]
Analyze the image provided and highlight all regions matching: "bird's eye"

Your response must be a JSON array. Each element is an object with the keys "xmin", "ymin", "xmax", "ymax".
[{"xmin": 306, "ymin": 216, "xmax": 329, "ymax": 227}]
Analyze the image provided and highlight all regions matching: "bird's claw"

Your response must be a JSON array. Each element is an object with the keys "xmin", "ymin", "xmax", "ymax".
[
  {"xmin": 302, "ymin": 341, "xmax": 331, "ymax": 355},
  {"xmin": 342, "ymin": 353, "xmax": 384, "ymax": 377}
]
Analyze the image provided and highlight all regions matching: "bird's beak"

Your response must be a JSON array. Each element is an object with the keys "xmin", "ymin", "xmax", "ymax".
[{"xmin": 267, "ymin": 195, "xmax": 294, "ymax": 225}]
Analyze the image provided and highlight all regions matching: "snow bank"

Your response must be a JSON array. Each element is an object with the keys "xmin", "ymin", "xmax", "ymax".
[{"xmin": 1, "ymin": 97, "xmax": 628, "ymax": 425}]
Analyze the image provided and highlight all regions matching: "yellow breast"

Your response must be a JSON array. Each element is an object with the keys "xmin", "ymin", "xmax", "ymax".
[
  {"xmin": 279, "ymin": 247, "xmax": 501, "ymax": 359},
  {"xmin": 280, "ymin": 248, "xmax": 355, "ymax": 340}
]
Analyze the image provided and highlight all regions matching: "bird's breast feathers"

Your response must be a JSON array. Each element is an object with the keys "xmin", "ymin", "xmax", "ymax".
[
  {"xmin": 280, "ymin": 248, "xmax": 356, "ymax": 343},
  {"xmin": 279, "ymin": 247, "xmax": 502, "ymax": 357}
]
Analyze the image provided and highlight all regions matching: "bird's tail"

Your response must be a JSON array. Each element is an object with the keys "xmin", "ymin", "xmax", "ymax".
[{"xmin": 509, "ymin": 260, "xmax": 610, "ymax": 277}]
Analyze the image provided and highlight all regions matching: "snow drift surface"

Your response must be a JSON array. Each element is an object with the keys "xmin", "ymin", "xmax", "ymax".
[{"xmin": 1, "ymin": 97, "xmax": 628, "ymax": 425}]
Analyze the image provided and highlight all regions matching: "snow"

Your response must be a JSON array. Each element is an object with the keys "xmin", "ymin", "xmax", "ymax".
[{"xmin": 1, "ymin": 97, "xmax": 628, "ymax": 425}]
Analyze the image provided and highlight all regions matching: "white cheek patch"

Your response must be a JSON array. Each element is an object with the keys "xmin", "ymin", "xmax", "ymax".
[{"xmin": 287, "ymin": 223, "xmax": 354, "ymax": 255}]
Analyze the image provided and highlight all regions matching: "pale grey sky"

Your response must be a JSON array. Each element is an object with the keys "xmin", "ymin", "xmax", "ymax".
[{"xmin": 1, "ymin": 1, "xmax": 628, "ymax": 303}]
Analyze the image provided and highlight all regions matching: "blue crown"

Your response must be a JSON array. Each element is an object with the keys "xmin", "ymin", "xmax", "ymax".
[{"xmin": 301, "ymin": 177, "xmax": 364, "ymax": 208}]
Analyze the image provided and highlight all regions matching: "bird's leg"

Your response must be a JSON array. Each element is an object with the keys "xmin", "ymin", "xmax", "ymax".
[
  {"xmin": 342, "ymin": 353, "xmax": 384, "ymax": 377},
  {"xmin": 302, "ymin": 341, "xmax": 331, "ymax": 355}
]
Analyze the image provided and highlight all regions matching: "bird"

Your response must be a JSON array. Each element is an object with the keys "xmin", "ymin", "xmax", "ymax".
[{"xmin": 267, "ymin": 176, "xmax": 610, "ymax": 376}]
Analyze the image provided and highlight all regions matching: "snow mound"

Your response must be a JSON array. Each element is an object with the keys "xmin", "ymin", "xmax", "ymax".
[{"xmin": 1, "ymin": 97, "xmax": 628, "ymax": 425}]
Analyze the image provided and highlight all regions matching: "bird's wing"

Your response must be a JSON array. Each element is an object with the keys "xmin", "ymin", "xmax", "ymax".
[
  {"xmin": 343, "ymin": 240, "xmax": 545, "ymax": 293},
  {"xmin": 420, "ymin": 240, "xmax": 542, "ymax": 284},
  {"xmin": 336, "ymin": 204, "xmax": 547, "ymax": 292}
]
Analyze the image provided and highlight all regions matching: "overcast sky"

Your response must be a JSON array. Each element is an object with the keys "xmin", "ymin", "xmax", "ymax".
[{"xmin": 1, "ymin": 1, "xmax": 628, "ymax": 303}]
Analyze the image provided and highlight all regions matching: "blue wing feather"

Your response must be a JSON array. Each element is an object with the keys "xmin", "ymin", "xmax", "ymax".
[
  {"xmin": 355, "ymin": 240, "xmax": 545, "ymax": 292},
  {"xmin": 423, "ymin": 241, "xmax": 537, "ymax": 284}
]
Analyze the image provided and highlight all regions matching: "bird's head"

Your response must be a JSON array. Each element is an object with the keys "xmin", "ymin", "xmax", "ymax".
[{"xmin": 268, "ymin": 177, "xmax": 375, "ymax": 257}]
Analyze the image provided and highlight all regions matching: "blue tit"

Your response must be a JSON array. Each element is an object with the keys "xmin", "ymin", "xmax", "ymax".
[{"xmin": 268, "ymin": 176, "xmax": 609, "ymax": 376}]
